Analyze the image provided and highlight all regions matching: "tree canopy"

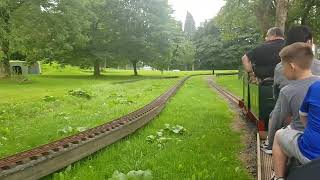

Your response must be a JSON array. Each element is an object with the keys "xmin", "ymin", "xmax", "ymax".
[
  {"xmin": 192, "ymin": 0, "xmax": 320, "ymax": 70},
  {"xmin": 0, "ymin": 0, "xmax": 189, "ymax": 76}
]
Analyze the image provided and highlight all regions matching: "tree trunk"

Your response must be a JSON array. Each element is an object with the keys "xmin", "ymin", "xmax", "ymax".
[
  {"xmin": 315, "ymin": 44, "xmax": 319, "ymax": 59},
  {"xmin": 93, "ymin": 59, "xmax": 100, "ymax": 76},
  {"xmin": 192, "ymin": 64, "xmax": 195, "ymax": 71},
  {"xmin": 254, "ymin": 0, "xmax": 274, "ymax": 35},
  {"xmin": 3, "ymin": 47, "xmax": 11, "ymax": 77},
  {"xmin": 275, "ymin": 0, "xmax": 289, "ymax": 32},
  {"xmin": 2, "ymin": 10, "xmax": 11, "ymax": 77},
  {"xmin": 132, "ymin": 61, "xmax": 138, "ymax": 76}
]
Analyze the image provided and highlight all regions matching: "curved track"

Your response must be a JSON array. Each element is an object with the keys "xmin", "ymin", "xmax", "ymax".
[{"xmin": 0, "ymin": 76, "xmax": 190, "ymax": 180}]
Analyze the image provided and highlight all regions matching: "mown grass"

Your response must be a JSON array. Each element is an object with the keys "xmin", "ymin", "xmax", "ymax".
[
  {"xmin": 0, "ymin": 64, "xmax": 212, "ymax": 158},
  {"xmin": 48, "ymin": 76, "xmax": 252, "ymax": 180},
  {"xmin": 0, "ymin": 64, "xmax": 211, "ymax": 103},
  {"xmin": 215, "ymin": 75, "xmax": 243, "ymax": 97}
]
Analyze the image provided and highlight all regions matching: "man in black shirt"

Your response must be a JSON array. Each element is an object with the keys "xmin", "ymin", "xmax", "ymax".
[{"xmin": 242, "ymin": 27, "xmax": 285, "ymax": 80}]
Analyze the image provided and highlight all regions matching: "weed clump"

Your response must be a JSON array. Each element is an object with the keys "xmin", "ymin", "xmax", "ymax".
[
  {"xmin": 68, "ymin": 89, "xmax": 92, "ymax": 99},
  {"xmin": 0, "ymin": 127, "xmax": 10, "ymax": 146},
  {"xmin": 42, "ymin": 95, "xmax": 57, "ymax": 102},
  {"xmin": 57, "ymin": 126, "xmax": 88, "ymax": 135},
  {"xmin": 108, "ymin": 93, "xmax": 135, "ymax": 105},
  {"xmin": 146, "ymin": 124, "xmax": 186, "ymax": 148},
  {"xmin": 108, "ymin": 170, "xmax": 153, "ymax": 180}
]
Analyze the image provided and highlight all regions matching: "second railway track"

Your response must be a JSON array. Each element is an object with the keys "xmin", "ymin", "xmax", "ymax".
[{"xmin": 207, "ymin": 77, "xmax": 242, "ymax": 107}]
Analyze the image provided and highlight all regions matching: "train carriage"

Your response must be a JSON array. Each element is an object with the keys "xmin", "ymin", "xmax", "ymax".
[{"xmin": 242, "ymin": 73, "xmax": 275, "ymax": 132}]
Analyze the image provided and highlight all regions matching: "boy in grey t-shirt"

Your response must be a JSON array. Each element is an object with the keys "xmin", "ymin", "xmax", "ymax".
[
  {"xmin": 267, "ymin": 75, "xmax": 320, "ymax": 150},
  {"xmin": 273, "ymin": 60, "xmax": 320, "ymax": 100},
  {"xmin": 266, "ymin": 66, "xmax": 320, "ymax": 152},
  {"xmin": 272, "ymin": 43, "xmax": 319, "ymax": 180}
]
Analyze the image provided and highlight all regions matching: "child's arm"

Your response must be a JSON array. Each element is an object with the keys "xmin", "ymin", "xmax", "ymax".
[
  {"xmin": 267, "ymin": 91, "xmax": 290, "ymax": 146},
  {"xmin": 300, "ymin": 115, "xmax": 307, "ymax": 127},
  {"xmin": 299, "ymin": 87, "xmax": 311, "ymax": 127},
  {"xmin": 278, "ymin": 91, "xmax": 291, "ymax": 127}
]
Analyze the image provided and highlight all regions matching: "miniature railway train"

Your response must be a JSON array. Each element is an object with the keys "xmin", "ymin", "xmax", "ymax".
[{"xmin": 240, "ymin": 74, "xmax": 320, "ymax": 180}]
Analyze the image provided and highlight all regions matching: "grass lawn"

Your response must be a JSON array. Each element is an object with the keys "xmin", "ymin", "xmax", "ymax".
[
  {"xmin": 48, "ymin": 76, "xmax": 252, "ymax": 180},
  {"xmin": 215, "ymin": 75, "xmax": 243, "ymax": 97},
  {"xmin": 0, "ymin": 64, "xmax": 211, "ymax": 158}
]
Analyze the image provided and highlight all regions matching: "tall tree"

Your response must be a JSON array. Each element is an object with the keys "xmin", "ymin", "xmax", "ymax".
[
  {"xmin": 194, "ymin": 19, "xmax": 260, "ymax": 70},
  {"xmin": 151, "ymin": 19, "xmax": 184, "ymax": 73},
  {"xmin": 0, "ymin": 0, "xmax": 26, "ymax": 77},
  {"xmin": 275, "ymin": 0, "xmax": 289, "ymax": 31},
  {"xmin": 184, "ymin": 11, "xmax": 196, "ymax": 39},
  {"xmin": 114, "ymin": 0, "xmax": 175, "ymax": 75},
  {"xmin": 253, "ymin": 0, "xmax": 276, "ymax": 33}
]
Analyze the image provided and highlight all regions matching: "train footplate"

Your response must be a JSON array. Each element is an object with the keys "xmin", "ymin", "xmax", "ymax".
[{"xmin": 257, "ymin": 133, "xmax": 273, "ymax": 180}]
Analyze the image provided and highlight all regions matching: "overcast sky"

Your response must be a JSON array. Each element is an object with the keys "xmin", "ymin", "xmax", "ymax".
[{"xmin": 168, "ymin": 0, "xmax": 225, "ymax": 27}]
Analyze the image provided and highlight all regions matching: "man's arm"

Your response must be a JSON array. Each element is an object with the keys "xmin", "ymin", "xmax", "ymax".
[{"xmin": 242, "ymin": 54, "xmax": 253, "ymax": 73}]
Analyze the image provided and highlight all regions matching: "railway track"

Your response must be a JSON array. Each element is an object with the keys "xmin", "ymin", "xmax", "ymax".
[
  {"xmin": 207, "ymin": 78, "xmax": 242, "ymax": 107},
  {"xmin": 207, "ymin": 77, "xmax": 272, "ymax": 180},
  {"xmin": 0, "ymin": 76, "xmax": 190, "ymax": 180}
]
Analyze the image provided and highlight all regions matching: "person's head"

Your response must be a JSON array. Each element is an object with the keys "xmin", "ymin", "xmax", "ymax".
[
  {"xmin": 265, "ymin": 27, "xmax": 284, "ymax": 41},
  {"xmin": 280, "ymin": 42, "xmax": 314, "ymax": 80},
  {"xmin": 285, "ymin": 25, "xmax": 313, "ymax": 46}
]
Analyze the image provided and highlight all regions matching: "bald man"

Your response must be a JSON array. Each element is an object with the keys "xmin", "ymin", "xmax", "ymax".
[{"xmin": 242, "ymin": 27, "xmax": 285, "ymax": 80}]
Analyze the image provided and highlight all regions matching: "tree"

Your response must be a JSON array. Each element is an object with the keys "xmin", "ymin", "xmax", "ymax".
[
  {"xmin": 67, "ymin": 0, "xmax": 119, "ymax": 76},
  {"xmin": 194, "ymin": 0, "xmax": 320, "ymax": 70},
  {"xmin": 288, "ymin": 0, "xmax": 320, "ymax": 43},
  {"xmin": 252, "ymin": 0, "xmax": 276, "ymax": 34},
  {"xmin": 114, "ymin": 0, "xmax": 176, "ymax": 75},
  {"xmin": 0, "ymin": 0, "xmax": 27, "ymax": 77},
  {"xmin": 184, "ymin": 11, "xmax": 196, "ymax": 39},
  {"xmin": 151, "ymin": 19, "xmax": 183, "ymax": 73},
  {"xmin": 215, "ymin": 0, "xmax": 262, "ymax": 39},
  {"xmin": 39, "ymin": 0, "xmax": 121, "ymax": 76},
  {"xmin": 0, "ymin": 0, "xmax": 97, "ymax": 76},
  {"xmin": 193, "ymin": 19, "xmax": 261, "ymax": 70},
  {"xmin": 275, "ymin": 0, "xmax": 289, "ymax": 31},
  {"xmin": 173, "ymin": 38, "xmax": 196, "ymax": 70}
]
